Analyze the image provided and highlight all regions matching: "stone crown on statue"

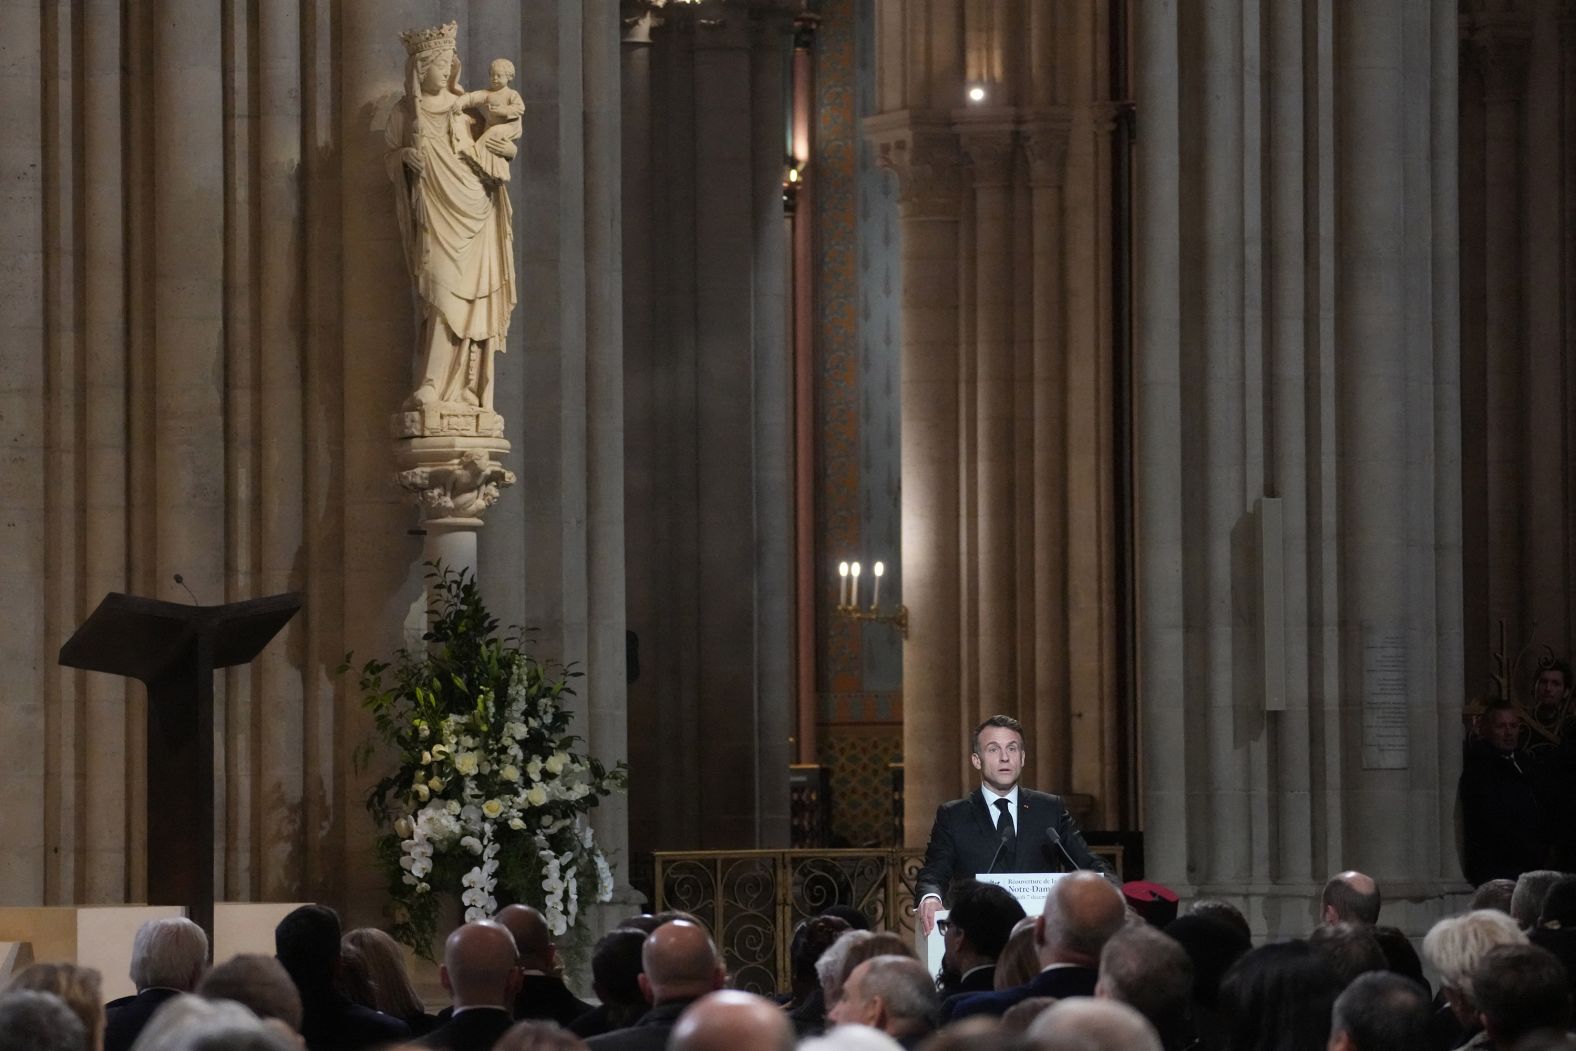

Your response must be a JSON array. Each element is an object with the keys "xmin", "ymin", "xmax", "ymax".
[{"xmin": 400, "ymin": 21, "xmax": 457, "ymax": 57}]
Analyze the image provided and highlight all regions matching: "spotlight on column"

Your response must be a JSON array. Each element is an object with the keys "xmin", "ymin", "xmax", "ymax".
[{"xmin": 967, "ymin": 84, "xmax": 987, "ymax": 104}]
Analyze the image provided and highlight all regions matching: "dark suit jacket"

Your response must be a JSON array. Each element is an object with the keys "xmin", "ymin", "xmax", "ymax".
[
  {"xmin": 104, "ymin": 987, "xmax": 182, "ymax": 1051},
  {"xmin": 585, "ymin": 998, "xmax": 697, "ymax": 1051},
  {"xmin": 938, "ymin": 965, "xmax": 997, "ymax": 1005},
  {"xmin": 915, "ymin": 788, "xmax": 1111, "ymax": 902},
  {"xmin": 299, "ymin": 989, "xmax": 413, "ymax": 1051},
  {"xmin": 419, "ymin": 1006, "xmax": 515, "ymax": 1051},
  {"xmin": 944, "ymin": 964, "xmax": 1098, "ymax": 1021},
  {"xmin": 515, "ymin": 972, "xmax": 593, "ymax": 1027}
]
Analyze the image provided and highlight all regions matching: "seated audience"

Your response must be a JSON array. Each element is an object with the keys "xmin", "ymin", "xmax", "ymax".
[
  {"xmin": 569, "ymin": 928, "xmax": 649, "ymax": 1038},
  {"xmin": 0, "ymin": 989, "xmax": 86, "ymax": 1051},
  {"xmin": 197, "ymin": 953, "xmax": 304, "ymax": 1033},
  {"xmin": 1217, "ymin": 940, "xmax": 1342, "ymax": 1051},
  {"xmin": 1122, "ymin": 881, "xmax": 1180, "ymax": 929},
  {"xmin": 10, "ymin": 962, "xmax": 104, "ymax": 1051},
  {"xmin": 275, "ymin": 903, "xmax": 412, "ymax": 1051},
  {"xmin": 1321, "ymin": 872, "xmax": 1382, "ymax": 926},
  {"xmin": 127, "ymin": 993, "xmax": 295, "ymax": 1051},
  {"xmin": 105, "ymin": 916, "xmax": 208, "ymax": 1051},
  {"xmin": 1422, "ymin": 908, "xmax": 1528, "ymax": 1051},
  {"xmin": 1185, "ymin": 899, "xmax": 1252, "ymax": 943},
  {"xmin": 818, "ymin": 930, "xmax": 876, "ymax": 1010},
  {"xmin": 1530, "ymin": 876, "xmax": 1576, "ymax": 999},
  {"xmin": 800, "ymin": 1024, "xmax": 904, "ymax": 1051},
  {"xmin": 936, "ymin": 880, "xmax": 1025, "ymax": 1003},
  {"xmin": 335, "ymin": 940, "xmax": 378, "ymax": 1008},
  {"xmin": 998, "ymin": 996, "xmax": 1057, "ymax": 1036},
  {"xmin": 828, "ymin": 955, "xmax": 939, "ymax": 1049},
  {"xmin": 1162, "ymin": 913, "xmax": 1250, "ymax": 1049},
  {"xmin": 946, "ymin": 872, "xmax": 1127, "ymax": 1020},
  {"xmin": 1023, "ymin": 997, "xmax": 1162, "ymax": 1051},
  {"xmin": 493, "ymin": 905, "xmax": 593, "ymax": 1028},
  {"xmin": 1471, "ymin": 944, "xmax": 1573, "ymax": 1050},
  {"xmin": 670, "ymin": 990, "xmax": 794, "ymax": 1051},
  {"xmin": 1473, "ymin": 880, "xmax": 1518, "ymax": 916},
  {"xmin": 343, "ymin": 927, "xmax": 436, "ymax": 1034},
  {"xmin": 1370, "ymin": 925, "xmax": 1429, "ymax": 994},
  {"xmin": 1513, "ymin": 871, "xmax": 1565, "ymax": 931},
  {"xmin": 495, "ymin": 1020, "xmax": 591, "ymax": 1051},
  {"xmin": 585, "ymin": 919, "xmax": 726, "ymax": 1051},
  {"xmin": 785, "ymin": 914, "xmax": 851, "ymax": 1035},
  {"xmin": 914, "ymin": 1015, "xmax": 1001, "ymax": 1050},
  {"xmin": 821, "ymin": 905, "xmax": 873, "ymax": 931},
  {"xmin": 992, "ymin": 918, "xmax": 1041, "ymax": 992},
  {"xmin": 1308, "ymin": 922, "xmax": 1387, "ymax": 989},
  {"xmin": 1095, "ymin": 925, "xmax": 1193, "ymax": 1051},
  {"xmin": 1327, "ymin": 970, "xmax": 1432, "ymax": 1051},
  {"xmin": 421, "ymin": 919, "xmax": 522, "ymax": 1051}
]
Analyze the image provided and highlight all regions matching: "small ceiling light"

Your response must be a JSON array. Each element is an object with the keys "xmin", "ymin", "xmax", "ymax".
[{"xmin": 967, "ymin": 85, "xmax": 987, "ymax": 103}]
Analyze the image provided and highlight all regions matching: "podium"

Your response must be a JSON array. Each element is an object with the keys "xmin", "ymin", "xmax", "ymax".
[
  {"xmin": 58, "ymin": 592, "xmax": 302, "ymax": 940},
  {"xmin": 917, "ymin": 873, "xmax": 1068, "ymax": 975}
]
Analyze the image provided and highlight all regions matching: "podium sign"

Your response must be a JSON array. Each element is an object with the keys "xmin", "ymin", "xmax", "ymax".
[
  {"xmin": 58, "ymin": 592, "xmax": 301, "ymax": 941},
  {"xmin": 917, "ymin": 872, "xmax": 1068, "ymax": 975}
]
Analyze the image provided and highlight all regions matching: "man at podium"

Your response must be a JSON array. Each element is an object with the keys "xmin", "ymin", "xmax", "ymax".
[{"xmin": 915, "ymin": 715, "xmax": 1112, "ymax": 934}]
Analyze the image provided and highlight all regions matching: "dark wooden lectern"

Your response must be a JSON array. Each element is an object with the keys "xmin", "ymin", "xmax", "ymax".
[{"xmin": 58, "ymin": 592, "xmax": 302, "ymax": 939}]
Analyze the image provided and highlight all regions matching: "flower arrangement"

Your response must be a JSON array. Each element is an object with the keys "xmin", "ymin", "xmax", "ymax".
[{"xmin": 354, "ymin": 565, "xmax": 628, "ymax": 955}]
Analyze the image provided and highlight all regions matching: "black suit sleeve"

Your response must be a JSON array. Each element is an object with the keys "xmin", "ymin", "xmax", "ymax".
[{"xmin": 915, "ymin": 802, "xmax": 958, "ymax": 902}]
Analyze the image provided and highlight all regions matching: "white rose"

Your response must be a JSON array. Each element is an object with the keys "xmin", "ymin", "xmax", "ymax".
[
  {"xmin": 526, "ymin": 758, "xmax": 543, "ymax": 782},
  {"xmin": 393, "ymin": 817, "xmax": 412, "ymax": 838},
  {"xmin": 428, "ymin": 776, "xmax": 445, "ymax": 791},
  {"xmin": 525, "ymin": 785, "xmax": 549, "ymax": 808},
  {"xmin": 446, "ymin": 800, "xmax": 462, "ymax": 816},
  {"xmin": 482, "ymin": 799, "xmax": 504, "ymax": 819},
  {"xmin": 500, "ymin": 765, "xmax": 520, "ymax": 783},
  {"xmin": 509, "ymin": 818, "xmax": 526, "ymax": 830},
  {"xmin": 545, "ymin": 751, "xmax": 568, "ymax": 776},
  {"xmin": 413, "ymin": 784, "xmax": 430, "ymax": 802},
  {"xmin": 454, "ymin": 752, "xmax": 480, "ymax": 777}
]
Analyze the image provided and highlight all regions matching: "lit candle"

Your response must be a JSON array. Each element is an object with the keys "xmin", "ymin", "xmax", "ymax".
[
  {"xmin": 838, "ymin": 561, "xmax": 849, "ymax": 608},
  {"xmin": 872, "ymin": 561, "xmax": 884, "ymax": 610},
  {"xmin": 850, "ymin": 562, "xmax": 861, "ymax": 609}
]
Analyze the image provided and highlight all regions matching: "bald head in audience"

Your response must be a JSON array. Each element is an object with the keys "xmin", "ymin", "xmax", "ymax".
[
  {"xmin": 441, "ymin": 920, "xmax": 521, "ymax": 1010},
  {"xmin": 493, "ymin": 904, "xmax": 556, "ymax": 971},
  {"xmin": 1321, "ymin": 871, "xmax": 1381, "ymax": 926},
  {"xmin": 640, "ymin": 920, "xmax": 726, "ymax": 1005},
  {"xmin": 1038, "ymin": 872, "xmax": 1129, "ymax": 968},
  {"xmin": 1024, "ymin": 998, "xmax": 1162, "ymax": 1051},
  {"xmin": 670, "ymin": 990, "xmax": 794, "ymax": 1051}
]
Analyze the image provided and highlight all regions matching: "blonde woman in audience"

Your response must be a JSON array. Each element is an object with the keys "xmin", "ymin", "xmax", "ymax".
[
  {"xmin": 1422, "ymin": 908, "xmax": 1529, "ymax": 1050},
  {"xmin": 10, "ymin": 962, "xmax": 105, "ymax": 1051},
  {"xmin": 994, "ymin": 917, "xmax": 1041, "ymax": 991},
  {"xmin": 343, "ymin": 927, "xmax": 435, "ymax": 1034}
]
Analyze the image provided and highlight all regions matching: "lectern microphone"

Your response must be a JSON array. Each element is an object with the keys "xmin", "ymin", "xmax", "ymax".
[
  {"xmin": 1045, "ymin": 827, "xmax": 1081, "ymax": 871},
  {"xmin": 985, "ymin": 829, "xmax": 1011, "ymax": 874},
  {"xmin": 172, "ymin": 574, "xmax": 202, "ymax": 606}
]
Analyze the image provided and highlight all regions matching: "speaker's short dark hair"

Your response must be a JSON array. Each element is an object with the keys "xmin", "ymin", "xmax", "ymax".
[
  {"xmin": 972, "ymin": 715, "xmax": 1025, "ymax": 754},
  {"xmin": 1472, "ymin": 944, "xmax": 1572, "ymax": 1044},
  {"xmin": 1330, "ymin": 971, "xmax": 1431, "ymax": 1049},
  {"xmin": 946, "ymin": 880, "xmax": 1027, "ymax": 961}
]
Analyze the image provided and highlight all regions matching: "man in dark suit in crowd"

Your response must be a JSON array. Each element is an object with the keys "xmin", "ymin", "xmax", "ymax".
[
  {"xmin": 1460, "ymin": 700, "xmax": 1551, "ymax": 886},
  {"xmin": 945, "ymin": 870, "xmax": 1126, "ymax": 1021},
  {"xmin": 1327, "ymin": 971, "xmax": 1431, "ymax": 1051},
  {"xmin": 420, "ymin": 920, "xmax": 521, "ymax": 1051},
  {"xmin": 104, "ymin": 917, "xmax": 208, "ymax": 1051},
  {"xmin": 587, "ymin": 919, "xmax": 727, "ymax": 1051},
  {"xmin": 275, "ymin": 904, "xmax": 412, "ymax": 1051},
  {"xmin": 494, "ymin": 904, "xmax": 592, "ymax": 1026},
  {"xmin": 828, "ymin": 955, "xmax": 940, "ymax": 1049},
  {"xmin": 936, "ymin": 879, "xmax": 1025, "ymax": 1002},
  {"xmin": 916, "ymin": 715, "xmax": 1112, "ymax": 935}
]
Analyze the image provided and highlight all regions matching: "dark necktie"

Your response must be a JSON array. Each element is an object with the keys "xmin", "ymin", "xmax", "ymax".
[{"xmin": 994, "ymin": 797, "xmax": 1016, "ymax": 855}]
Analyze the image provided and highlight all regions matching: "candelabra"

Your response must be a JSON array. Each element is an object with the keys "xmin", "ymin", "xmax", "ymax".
[{"xmin": 834, "ymin": 560, "xmax": 909, "ymax": 637}]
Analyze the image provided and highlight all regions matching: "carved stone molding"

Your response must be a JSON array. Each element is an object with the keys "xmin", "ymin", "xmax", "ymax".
[
  {"xmin": 393, "ymin": 436, "xmax": 515, "ymax": 524},
  {"xmin": 865, "ymin": 113, "xmax": 962, "ymax": 220},
  {"xmin": 1022, "ymin": 112, "xmax": 1072, "ymax": 188},
  {"xmin": 955, "ymin": 122, "xmax": 1016, "ymax": 190},
  {"xmin": 1462, "ymin": 13, "xmax": 1533, "ymax": 102}
]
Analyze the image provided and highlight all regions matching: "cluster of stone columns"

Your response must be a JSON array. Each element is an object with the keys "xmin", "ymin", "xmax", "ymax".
[
  {"xmin": 0, "ymin": 0, "xmax": 629, "ymax": 927},
  {"xmin": 619, "ymin": 0, "xmax": 797, "ymax": 855},
  {"xmin": 1135, "ymin": 0, "xmax": 1467, "ymax": 932},
  {"xmin": 866, "ymin": 0, "xmax": 1127, "ymax": 844}
]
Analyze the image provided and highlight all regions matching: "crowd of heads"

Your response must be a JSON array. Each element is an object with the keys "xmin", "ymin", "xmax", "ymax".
[{"xmin": 9, "ymin": 865, "xmax": 1576, "ymax": 1051}]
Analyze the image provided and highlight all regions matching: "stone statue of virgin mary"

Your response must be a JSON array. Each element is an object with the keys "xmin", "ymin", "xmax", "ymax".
[{"xmin": 385, "ymin": 22, "xmax": 518, "ymax": 424}]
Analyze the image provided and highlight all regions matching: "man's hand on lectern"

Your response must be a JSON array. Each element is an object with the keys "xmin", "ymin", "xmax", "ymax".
[{"xmin": 919, "ymin": 895, "xmax": 941, "ymax": 935}]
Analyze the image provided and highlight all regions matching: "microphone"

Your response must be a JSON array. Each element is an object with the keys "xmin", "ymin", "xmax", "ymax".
[
  {"xmin": 173, "ymin": 573, "xmax": 200, "ymax": 606},
  {"xmin": 1045, "ymin": 827, "xmax": 1081, "ymax": 871},
  {"xmin": 985, "ymin": 828, "xmax": 1011, "ymax": 874}
]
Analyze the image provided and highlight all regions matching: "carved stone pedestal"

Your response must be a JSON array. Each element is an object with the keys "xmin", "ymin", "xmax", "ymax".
[{"xmin": 393, "ymin": 410, "xmax": 515, "ymax": 579}]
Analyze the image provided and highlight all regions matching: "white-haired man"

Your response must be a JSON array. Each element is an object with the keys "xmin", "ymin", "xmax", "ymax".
[{"xmin": 104, "ymin": 916, "xmax": 208, "ymax": 1051}]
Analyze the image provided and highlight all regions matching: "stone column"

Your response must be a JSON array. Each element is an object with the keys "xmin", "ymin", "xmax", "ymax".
[{"xmin": 869, "ymin": 118, "xmax": 963, "ymax": 845}]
